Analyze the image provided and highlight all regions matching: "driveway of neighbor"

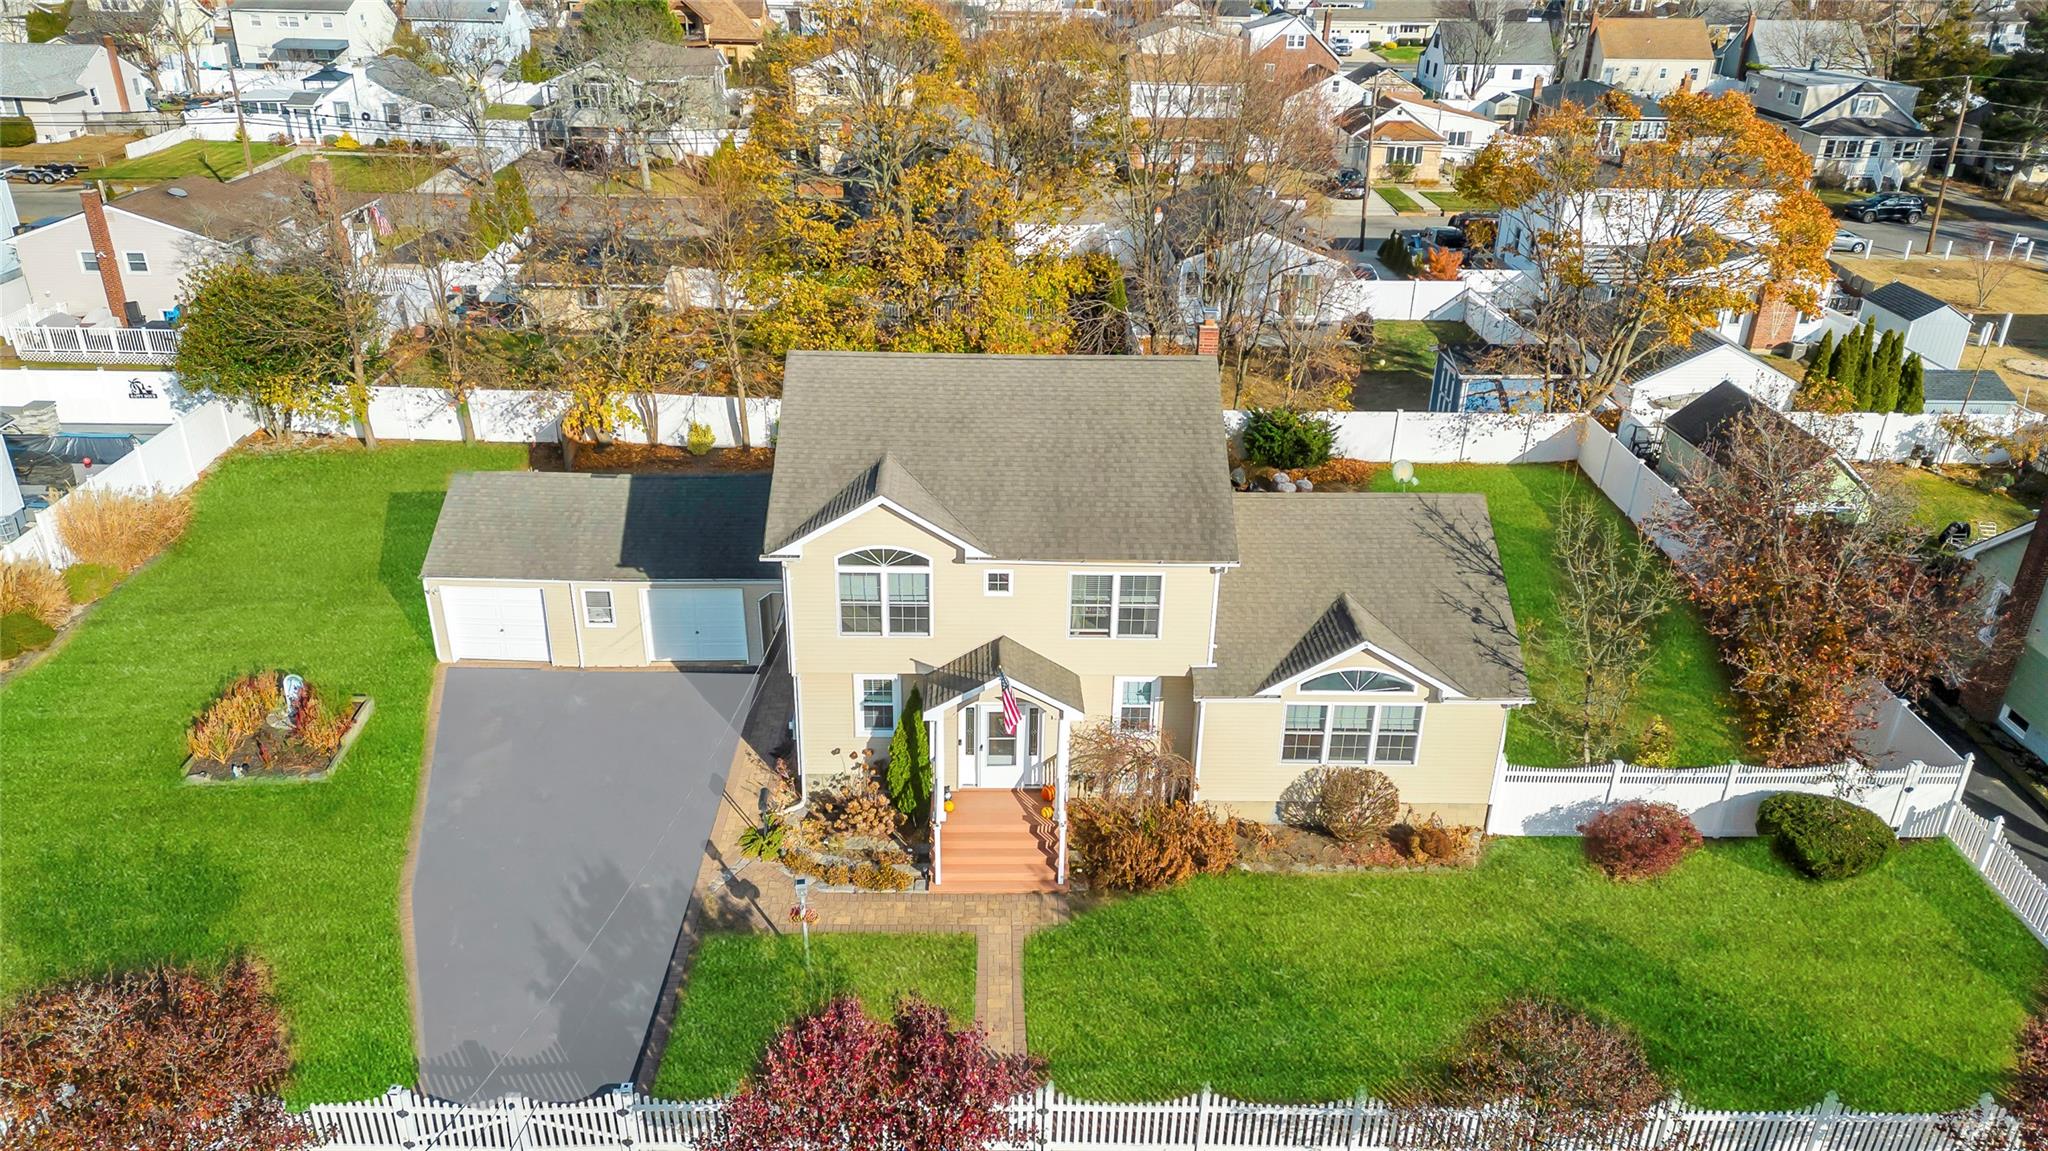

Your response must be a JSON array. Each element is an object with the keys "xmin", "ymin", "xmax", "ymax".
[{"xmin": 412, "ymin": 666, "xmax": 760, "ymax": 1102}]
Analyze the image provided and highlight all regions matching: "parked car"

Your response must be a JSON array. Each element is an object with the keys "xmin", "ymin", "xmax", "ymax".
[
  {"xmin": 1404, "ymin": 225, "xmax": 1466, "ymax": 253},
  {"xmin": 1841, "ymin": 192, "xmax": 1925, "ymax": 224},
  {"xmin": 1831, "ymin": 229, "xmax": 1873, "ymax": 254},
  {"xmin": 1329, "ymin": 35, "xmax": 1354, "ymax": 55},
  {"xmin": 1327, "ymin": 167, "xmax": 1367, "ymax": 199}
]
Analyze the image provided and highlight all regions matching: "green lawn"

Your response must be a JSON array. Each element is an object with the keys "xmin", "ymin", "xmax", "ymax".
[
  {"xmin": 0, "ymin": 441, "xmax": 529, "ymax": 1103},
  {"xmin": 284, "ymin": 152, "xmax": 446, "ymax": 192},
  {"xmin": 653, "ymin": 933, "xmax": 979, "ymax": 1098},
  {"xmin": 1024, "ymin": 837, "xmax": 2042, "ymax": 1110},
  {"xmin": 485, "ymin": 103, "xmax": 536, "ymax": 120},
  {"xmin": 1422, "ymin": 188, "xmax": 1493, "ymax": 213},
  {"xmin": 1374, "ymin": 44, "xmax": 1422, "ymax": 63},
  {"xmin": 90, "ymin": 140, "xmax": 292, "ymax": 183},
  {"xmin": 1877, "ymin": 465, "xmax": 2040, "ymax": 537},
  {"xmin": 1374, "ymin": 185, "xmax": 1423, "ymax": 213},
  {"xmin": 1367, "ymin": 463, "xmax": 1747, "ymax": 766},
  {"xmin": 1353, "ymin": 319, "xmax": 1470, "ymax": 409}
]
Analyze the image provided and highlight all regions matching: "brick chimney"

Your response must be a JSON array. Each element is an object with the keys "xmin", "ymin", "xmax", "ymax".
[
  {"xmin": 79, "ymin": 186, "xmax": 130, "ymax": 327},
  {"xmin": 1746, "ymin": 287, "xmax": 1797, "ymax": 352},
  {"xmin": 1678, "ymin": 70, "xmax": 1693, "ymax": 94},
  {"xmin": 1965, "ymin": 503, "xmax": 2048, "ymax": 722},
  {"xmin": 306, "ymin": 155, "xmax": 350, "ymax": 258},
  {"xmin": 1196, "ymin": 315, "xmax": 1220, "ymax": 356},
  {"xmin": 102, "ymin": 37, "xmax": 130, "ymax": 113}
]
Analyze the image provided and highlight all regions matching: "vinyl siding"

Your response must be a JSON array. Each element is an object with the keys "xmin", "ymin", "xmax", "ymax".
[
  {"xmin": 13, "ymin": 210, "xmax": 209, "ymax": 323},
  {"xmin": 1194, "ymin": 647, "xmax": 1506, "ymax": 825}
]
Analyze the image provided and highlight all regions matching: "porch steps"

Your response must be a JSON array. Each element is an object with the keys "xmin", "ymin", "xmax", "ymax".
[{"xmin": 933, "ymin": 790, "xmax": 1063, "ymax": 895}]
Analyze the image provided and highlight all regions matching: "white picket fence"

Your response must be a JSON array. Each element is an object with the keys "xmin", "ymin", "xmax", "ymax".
[
  {"xmin": 295, "ymin": 1082, "xmax": 2016, "ymax": 1150},
  {"xmin": 0, "ymin": 401, "xmax": 258, "ymax": 571},
  {"xmin": 1942, "ymin": 802, "xmax": 2048, "ymax": 946}
]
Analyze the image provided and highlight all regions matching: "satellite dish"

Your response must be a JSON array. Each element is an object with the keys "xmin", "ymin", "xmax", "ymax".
[{"xmin": 166, "ymin": 186, "xmax": 189, "ymax": 198}]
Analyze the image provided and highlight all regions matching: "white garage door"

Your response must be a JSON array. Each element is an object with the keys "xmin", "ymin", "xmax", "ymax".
[
  {"xmin": 441, "ymin": 586, "xmax": 551, "ymax": 663},
  {"xmin": 646, "ymin": 587, "xmax": 749, "ymax": 662}
]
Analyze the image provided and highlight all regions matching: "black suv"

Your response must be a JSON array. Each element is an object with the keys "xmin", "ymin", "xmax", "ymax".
[{"xmin": 1842, "ymin": 192, "xmax": 1925, "ymax": 224}]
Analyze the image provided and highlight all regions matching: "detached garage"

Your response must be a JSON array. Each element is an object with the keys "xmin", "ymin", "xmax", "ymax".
[{"xmin": 421, "ymin": 471, "xmax": 780, "ymax": 667}]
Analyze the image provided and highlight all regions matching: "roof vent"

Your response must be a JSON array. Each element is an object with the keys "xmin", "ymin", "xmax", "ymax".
[{"xmin": 166, "ymin": 186, "xmax": 189, "ymax": 197}]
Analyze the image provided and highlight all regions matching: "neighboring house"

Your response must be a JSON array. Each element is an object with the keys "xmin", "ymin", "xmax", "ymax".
[
  {"xmin": 1154, "ymin": 184, "xmax": 1346, "ymax": 326},
  {"xmin": 1746, "ymin": 67, "xmax": 1931, "ymax": 191},
  {"xmin": 0, "ymin": 41, "xmax": 152, "ymax": 142},
  {"xmin": 1564, "ymin": 16, "xmax": 1714, "ymax": 98},
  {"xmin": 1239, "ymin": 11, "xmax": 1341, "ymax": 87},
  {"xmin": 1920, "ymin": 368, "xmax": 2020, "ymax": 415},
  {"xmin": 517, "ymin": 226, "xmax": 678, "ymax": 328},
  {"xmin": 420, "ymin": 472, "xmax": 781, "ymax": 666},
  {"xmin": 535, "ymin": 42, "xmax": 728, "ymax": 159},
  {"xmin": 0, "ymin": 181, "xmax": 26, "ymax": 329},
  {"xmin": 226, "ymin": 0, "xmax": 396, "ymax": 64},
  {"xmin": 1714, "ymin": 15, "xmax": 1870, "ymax": 79},
  {"xmin": 788, "ymin": 46, "xmax": 911, "ymax": 118},
  {"xmin": 745, "ymin": 351, "xmax": 1526, "ymax": 891},
  {"xmin": 1308, "ymin": 0, "xmax": 1444, "ymax": 50},
  {"xmin": 1130, "ymin": 15, "xmax": 1235, "ymax": 55},
  {"xmin": 71, "ymin": 0, "xmax": 224, "ymax": 91},
  {"xmin": 11, "ymin": 167, "xmax": 373, "ymax": 338},
  {"xmin": 1415, "ymin": 18, "xmax": 1556, "ymax": 110},
  {"xmin": 1963, "ymin": 512, "xmax": 2048, "ymax": 764},
  {"xmin": 1377, "ymin": 90, "xmax": 1500, "ymax": 163},
  {"xmin": 1335, "ymin": 100, "xmax": 1444, "ymax": 181},
  {"xmin": 403, "ymin": 0, "xmax": 530, "ymax": 59},
  {"xmin": 1525, "ymin": 77, "xmax": 1666, "ymax": 158},
  {"xmin": 670, "ymin": 0, "xmax": 761, "ymax": 62},
  {"xmin": 1656, "ymin": 379, "xmax": 1870, "ymax": 516},
  {"xmin": 1859, "ymin": 280, "xmax": 1971, "ymax": 371},
  {"xmin": 1610, "ymin": 328, "xmax": 1800, "ymax": 419}
]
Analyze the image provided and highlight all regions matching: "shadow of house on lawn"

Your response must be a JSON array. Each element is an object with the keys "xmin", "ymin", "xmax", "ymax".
[{"xmin": 379, "ymin": 490, "xmax": 448, "ymax": 647}]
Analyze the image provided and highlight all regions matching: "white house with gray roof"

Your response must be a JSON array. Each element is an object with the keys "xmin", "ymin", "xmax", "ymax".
[
  {"xmin": 0, "ymin": 41, "xmax": 152, "ymax": 141},
  {"xmin": 227, "ymin": 0, "xmax": 396, "ymax": 65},
  {"xmin": 1416, "ymin": 18, "xmax": 1557, "ymax": 110},
  {"xmin": 1747, "ymin": 67, "xmax": 1931, "ymax": 191},
  {"xmin": 403, "ymin": 0, "xmax": 529, "ymax": 61}
]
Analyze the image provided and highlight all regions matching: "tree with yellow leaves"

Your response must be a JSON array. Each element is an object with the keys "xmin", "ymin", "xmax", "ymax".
[{"xmin": 1458, "ymin": 89, "xmax": 1835, "ymax": 412}]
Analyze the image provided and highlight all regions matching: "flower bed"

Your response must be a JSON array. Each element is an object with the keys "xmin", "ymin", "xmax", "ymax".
[
  {"xmin": 183, "ymin": 671, "xmax": 371, "ymax": 783},
  {"xmin": 768, "ymin": 758, "xmax": 927, "ymax": 892},
  {"xmin": 1235, "ymin": 815, "xmax": 1484, "ymax": 873}
]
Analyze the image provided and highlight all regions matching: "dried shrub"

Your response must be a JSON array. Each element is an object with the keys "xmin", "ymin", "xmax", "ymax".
[
  {"xmin": 1069, "ymin": 722, "xmax": 1193, "ymax": 803},
  {"xmin": 1278, "ymin": 767, "xmax": 1401, "ymax": 844},
  {"xmin": 823, "ymin": 862, "xmax": 852, "ymax": 886},
  {"xmin": 1756, "ymin": 792, "xmax": 1894, "ymax": 879},
  {"xmin": 807, "ymin": 756, "xmax": 903, "ymax": 841},
  {"xmin": 0, "ymin": 559, "xmax": 70, "ymax": 627},
  {"xmin": 1393, "ymin": 813, "xmax": 1480, "ymax": 864},
  {"xmin": 1301, "ymin": 458, "xmax": 1378, "ymax": 488},
  {"xmin": 0, "ymin": 959, "xmax": 313, "ymax": 1151},
  {"xmin": 186, "ymin": 675, "xmax": 284, "ymax": 764},
  {"xmin": 1578, "ymin": 801, "xmax": 1702, "ymax": 880},
  {"xmin": 293, "ymin": 692, "xmax": 353, "ymax": 755},
  {"xmin": 850, "ymin": 862, "xmax": 914, "ymax": 891},
  {"xmin": 54, "ymin": 487, "xmax": 193, "ymax": 574},
  {"xmin": 1068, "ymin": 799, "xmax": 1237, "ymax": 892}
]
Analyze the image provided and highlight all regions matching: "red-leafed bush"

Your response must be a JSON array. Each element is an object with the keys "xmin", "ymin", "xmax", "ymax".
[
  {"xmin": 1578, "ymin": 800, "xmax": 1703, "ymax": 880},
  {"xmin": 707, "ymin": 996, "xmax": 1044, "ymax": 1151},
  {"xmin": 0, "ymin": 959, "xmax": 315, "ymax": 1151}
]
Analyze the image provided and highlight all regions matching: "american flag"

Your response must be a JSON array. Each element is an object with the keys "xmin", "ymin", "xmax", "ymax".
[{"xmin": 998, "ymin": 672, "xmax": 1022, "ymax": 736}]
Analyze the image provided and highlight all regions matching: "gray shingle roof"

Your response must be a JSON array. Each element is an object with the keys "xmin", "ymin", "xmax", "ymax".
[
  {"xmin": 404, "ymin": 0, "xmax": 517, "ymax": 21},
  {"xmin": 1193, "ymin": 494, "xmax": 1527, "ymax": 701},
  {"xmin": 763, "ymin": 353, "xmax": 1239, "ymax": 563},
  {"xmin": 0, "ymin": 43, "xmax": 98, "ymax": 100},
  {"xmin": 365, "ymin": 55, "xmax": 470, "ymax": 112},
  {"xmin": 1431, "ymin": 20, "xmax": 1557, "ymax": 65},
  {"xmin": 917, "ymin": 636, "xmax": 1085, "ymax": 713},
  {"xmin": 1922, "ymin": 368, "xmax": 2017, "ymax": 406},
  {"xmin": 1865, "ymin": 280, "xmax": 1954, "ymax": 321},
  {"xmin": 422, "ymin": 471, "xmax": 777, "ymax": 583}
]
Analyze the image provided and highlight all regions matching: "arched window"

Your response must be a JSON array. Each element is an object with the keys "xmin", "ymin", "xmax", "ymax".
[
  {"xmin": 1300, "ymin": 669, "xmax": 1414, "ymax": 694},
  {"xmin": 837, "ymin": 549, "xmax": 931, "ymax": 636}
]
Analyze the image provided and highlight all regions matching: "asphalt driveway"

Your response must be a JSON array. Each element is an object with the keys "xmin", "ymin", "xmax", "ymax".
[{"xmin": 412, "ymin": 666, "xmax": 759, "ymax": 1101}]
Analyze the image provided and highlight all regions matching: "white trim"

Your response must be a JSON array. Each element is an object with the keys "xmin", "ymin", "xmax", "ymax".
[
  {"xmin": 580, "ymin": 586, "xmax": 617, "ymax": 628},
  {"xmin": 2001, "ymin": 703, "xmax": 2033, "ymax": 742},
  {"xmin": 923, "ymin": 674, "xmax": 1085, "ymax": 719},
  {"xmin": 1256, "ymin": 638, "xmax": 1467, "ymax": 700},
  {"xmin": 1961, "ymin": 518, "xmax": 2035, "ymax": 560},
  {"xmin": 77, "ymin": 249, "xmax": 98, "ymax": 274},
  {"xmin": 762, "ymin": 496, "xmax": 992, "ymax": 560},
  {"xmin": 1113, "ymin": 675, "xmax": 1165, "ymax": 731},
  {"xmin": 967, "ymin": 558, "xmax": 1238, "ymax": 569},
  {"xmin": 854, "ymin": 673, "xmax": 902, "ymax": 737},
  {"xmin": 1192, "ymin": 698, "xmax": 1208, "ymax": 783},
  {"xmin": 1279, "ymin": 700, "xmax": 1427, "ymax": 767},
  {"xmin": 1297, "ymin": 669, "xmax": 1420, "ymax": 696},
  {"xmin": 1066, "ymin": 570, "xmax": 1166, "ymax": 640},
  {"xmin": 1203, "ymin": 565, "xmax": 1223, "ymax": 668},
  {"xmin": 984, "ymin": 569, "xmax": 1014, "ymax": 596}
]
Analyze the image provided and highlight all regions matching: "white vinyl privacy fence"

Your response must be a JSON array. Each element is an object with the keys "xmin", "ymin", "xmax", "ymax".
[
  {"xmin": 0, "ymin": 401, "xmax": 258, "ymax": 570},
  {"xmin": 298, "ymin": 1083, "xmax": 2019, "ymax": 1150}
]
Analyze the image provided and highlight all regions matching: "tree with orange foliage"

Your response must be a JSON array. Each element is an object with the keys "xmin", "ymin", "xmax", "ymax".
[
  {"xmin": 1417, "ymin": 246, "xmax": 1464, "ymax": 281},
  {"xmin": 1458, "ymin": 89, "xmax": 1835, "ymax": 412}
]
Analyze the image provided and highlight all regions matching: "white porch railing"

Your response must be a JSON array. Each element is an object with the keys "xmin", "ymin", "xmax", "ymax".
[{"xmin": 3, "ymin": 323, "xmax": 181, "ymax": 363}]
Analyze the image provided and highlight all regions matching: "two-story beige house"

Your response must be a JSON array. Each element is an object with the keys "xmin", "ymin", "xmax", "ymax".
[{"xmin": 761, "ymin": 352, "xmax": 1528, "ymax": 891}]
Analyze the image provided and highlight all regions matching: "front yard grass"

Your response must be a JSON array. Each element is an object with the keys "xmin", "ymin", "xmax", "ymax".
[
  {"xmin": 1024, "ymin": 837, "xmax": 2043, "ymax": 1110},
  {"xmin": 0, "ymin": 440, "xmax": 529, "ymax": 1104},
  {"xmin": 652, "ymin": 933, "xmax": 978, "ymax": 1099},
  {"xmin": 1421, "ymin": 188, "xmax": 1492, "ymax": 213},
  {"xmin": 1373, "ymin": 185, "xmax": 1424, "ymax": 213},
  {"xmin": 1367, "ymin": 463, "xmax": 1747, "ymax": 766},
  {"xmin": 89, "ymin": 140, "xmax": 291, "ymax": 183},
  {"xmin": 283, "ymin": 152, "xmax": 446, "ymax": 192}
]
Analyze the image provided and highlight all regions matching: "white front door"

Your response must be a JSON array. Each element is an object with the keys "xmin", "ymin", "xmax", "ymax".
[
  {"xmin": 645, "ymin": 587, "xmax": 749, "ymax": 662},
  {"xmin": 968, "ymin": 703, "xmax": 1038, "ymax": 789},
  {"xmin": 441, "ymin": 585, "xmax": 551, "ymax": 662}
]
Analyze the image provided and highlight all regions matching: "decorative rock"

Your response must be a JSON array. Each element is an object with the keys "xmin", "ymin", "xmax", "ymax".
[
  {"xmin": 1275, "ymin": 480, "xmax": 1297, "ymax": 492},
  {"xmin": 1297, "ymin": 477, "xmax": 1314, "ymax": 491},
  {"xmin": 1273, "ymin": 471, "xmax": 1292, "ymax": 484},
  {"xmin": 1231, "ymin": 466, "xmax": 1247, "ymax": 488}
]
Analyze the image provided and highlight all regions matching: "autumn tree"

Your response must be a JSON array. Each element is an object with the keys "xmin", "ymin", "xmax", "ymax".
[
  {"xmin": 1460, "ymin": 90, "xmax": 1834, "ymax": 412},
  {"xmin": 1537, "ymin": 491, "xmax": 1674, "ymax": 764},
  {"xmin": 0, "ymin": 959, "xmax": 315, "ymax": 1151},
  {"xmin": 706, "ymin": 997, "xmax": 1044, "ymax": 1151},
  {"xmin": 1392, "ymin": 998, "xmax": 1686, "ymax": 1151},
  {"xmin": 175, "ymin": 256, "xmax": 351, "ymax": 437},
  {"xmin": 963, "ymin": 19, "xmax": 1122, "ymax": 195},
  {"xmin": 1654, "ymin": 408, "xmax": 1980, "ymax": 765}
]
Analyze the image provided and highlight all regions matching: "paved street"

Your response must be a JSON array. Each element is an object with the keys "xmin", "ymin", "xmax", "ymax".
[
  {"xmin": 1920, "ymin": 702, "xmax": 2048, "ymax": 880},
  {"xmin": 9, "ymin": 184, "xmax": 86, "ymax": 226},
  {"xmin": 1834, "ymin": 186, "xmax": 2048, "ymax": 259}
]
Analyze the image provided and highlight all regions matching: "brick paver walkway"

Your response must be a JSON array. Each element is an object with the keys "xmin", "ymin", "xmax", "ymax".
[{"xmin": 665, "ymin": 658, "xmax": 1069, "ymax": 1056}]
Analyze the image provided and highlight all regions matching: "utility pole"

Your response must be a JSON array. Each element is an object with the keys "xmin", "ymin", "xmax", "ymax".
[
  {"xmin": 1355, "ymin": 94, "xmax": 1378, "ymax": 260},
  {"xmin": 1927, "ymin": 74, "xmax": 1972, "ymax": 252},
  {"xmin": 227, "ymin": 60, "xmax": 254, "ymax": 178}
]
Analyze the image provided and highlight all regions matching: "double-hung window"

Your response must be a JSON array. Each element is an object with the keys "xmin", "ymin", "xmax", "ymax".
[
  {"xmin": 856, "ymin": 675, "xmax": 899, "ymax": 734},
  {"xmin": 1115, "ymin": 677, "xmax": 1162, "ymax": 731},
  {"xmin": 838, "ymin": 548, "xmax": 931, "ymax": 635},
  {"xmin": 125, "ymin": 251, "xmax": 148, "ymax": 273},
  {"xmin": 1280, "ymin": 703, "xmax": 1423, "ymax": 765},
  {"xmin": 582, "ymin": 588, "xmax": 614, "ymax": 626},
  {"xmin": 1069, "ymin": 573, "xmax": 1161, "ymax": 638}
]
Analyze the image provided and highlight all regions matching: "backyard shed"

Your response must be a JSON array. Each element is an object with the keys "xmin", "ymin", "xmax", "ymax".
[
  {"xmin": 1859, "ymin": 281, "xmax": 1971, "ymax": 370},
  {"xmin": 421, "ymin": 471, "xmax": 780, "ymax": 666},
  {"xmin": 1658, "ymin": 381, "xmax": 1871, "ymax": 517},
  {"xmin": 1920, "ymin": 368, "xmax": 2020, "ymax": 415}
]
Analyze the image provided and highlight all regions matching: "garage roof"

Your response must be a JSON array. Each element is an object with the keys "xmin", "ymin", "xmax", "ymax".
[{"xmin": 422, "ymin": 471, "xmax": 777, "ymax": 583}]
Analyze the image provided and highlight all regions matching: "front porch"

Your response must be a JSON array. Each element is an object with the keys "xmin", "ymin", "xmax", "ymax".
[{"xmin": 920, "ymin": 636, "xmax": 1083, "ymax": 895}]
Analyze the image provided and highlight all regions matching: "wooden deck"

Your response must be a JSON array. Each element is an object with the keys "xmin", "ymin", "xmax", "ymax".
[{"xmin": 933, "ymin": 789, "xmax": 1063, "ymax": 894}]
